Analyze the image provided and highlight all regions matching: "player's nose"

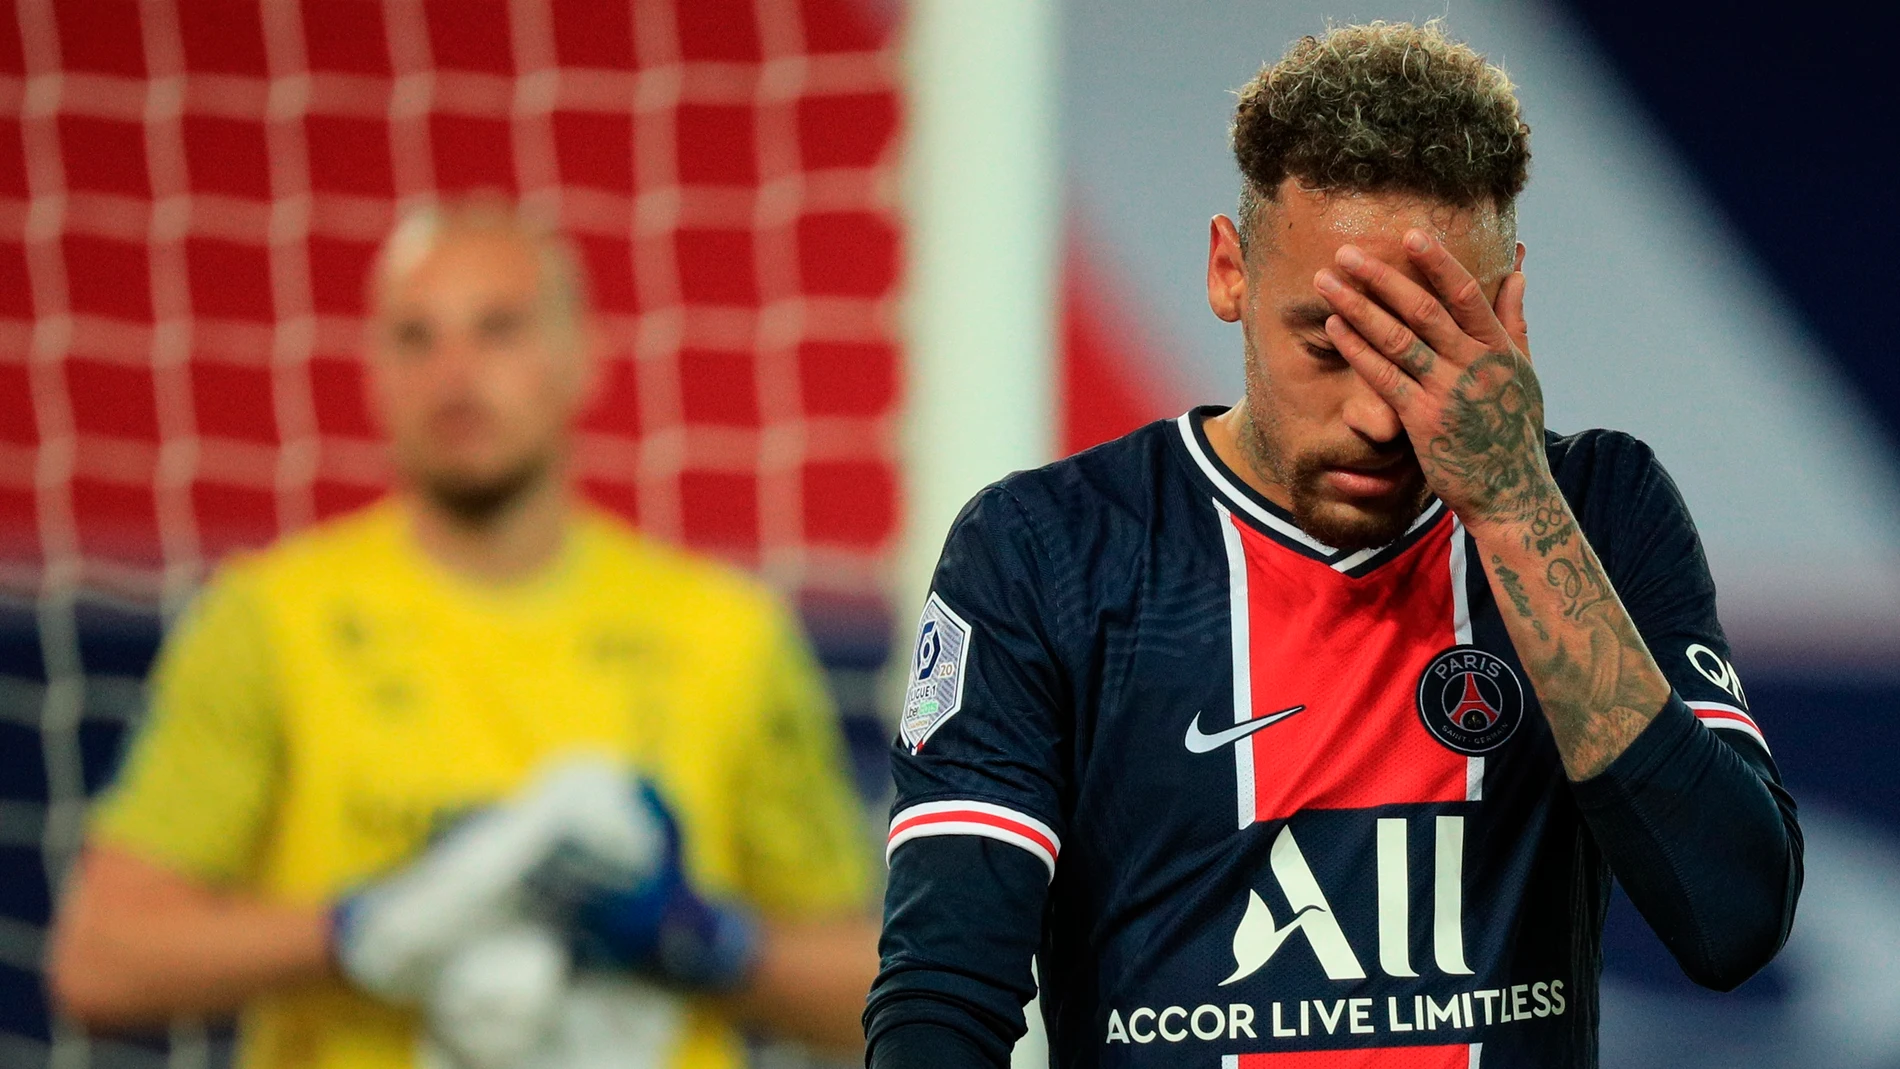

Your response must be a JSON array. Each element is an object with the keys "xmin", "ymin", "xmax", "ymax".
[
  {"xmin": 1341, "ymin": 370, "xmax": 1405, "ymax": 445},
  {"xmin": 418, "ymin": 330, "xmax": 485, "ymax": 391}
]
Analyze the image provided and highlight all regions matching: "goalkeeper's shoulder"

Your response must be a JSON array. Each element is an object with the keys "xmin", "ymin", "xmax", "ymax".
[
  {"xmin": 147, "ymin": 503, "xmax": 395, "ymax": 669},
  {"xmin": 201, "ymin": 497, "xmax": 408, "ymax": 605},
  {"xmin": 576, "ymin": 506, "xmax": 795, "ymax": 643}
]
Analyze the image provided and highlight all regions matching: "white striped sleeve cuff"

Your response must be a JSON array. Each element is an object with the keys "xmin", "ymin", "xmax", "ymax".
[
  {"xmin": 1688, "ymin": 700, "xmax": 1770, "ymax": 754},
  {"xmin": 886, "ymin": 800, "xmax": 1061, "ymax": 879}
]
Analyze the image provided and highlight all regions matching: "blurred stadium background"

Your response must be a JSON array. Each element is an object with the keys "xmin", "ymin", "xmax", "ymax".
[{"xmin": 2, "ymin": 1, "xmax": 1896, "ymax": 1068}]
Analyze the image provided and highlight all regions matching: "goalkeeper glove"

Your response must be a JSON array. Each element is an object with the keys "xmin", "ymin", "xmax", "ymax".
[
  {"xmin": 573, "ymin": 783, "xmax": 760, "ymax": 992},
  {"xmin": 332, "ymin": 755, "xmax": 663, "ymax": 1001},
  {"xmin": 422, "ymin": 921, "xmax": 569, "ymax": 1069}
]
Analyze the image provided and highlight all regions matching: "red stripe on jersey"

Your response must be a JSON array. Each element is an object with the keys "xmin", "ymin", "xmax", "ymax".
[
  {"xmin": 889, "ymin": 809, "xmax": 1060, "ymax": 861},
  {"xmin": 1687, "ymin": 702, "xmax": 1759, "ymax": 733},
  {"xmin": 1230, "ymin": 1043, "xmax": 1475, "ymax": 1068},
  {"xmin": 1232, "ymin": 513, "xmax": 1469, "ymax": 823},
  {"xmin": 1686, "ymin": 701, "xmax": 1769, "ymax": 752}
]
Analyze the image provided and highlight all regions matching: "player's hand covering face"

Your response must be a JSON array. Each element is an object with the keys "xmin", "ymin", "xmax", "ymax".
[
  {"xmin": 1313, "ymin": 221, "xmax": 1543, "ymax": 531},
  {"xmin": 1206, "ymin": 182, "xmax": 1527, "ymax": 550}
]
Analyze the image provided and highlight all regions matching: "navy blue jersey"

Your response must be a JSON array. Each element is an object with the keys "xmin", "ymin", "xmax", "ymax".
[{"xmin": 865, "ymin": 409, "xmax": 1802, "ymax": 1069}]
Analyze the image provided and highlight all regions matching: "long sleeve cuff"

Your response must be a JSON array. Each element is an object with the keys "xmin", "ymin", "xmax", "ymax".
[
  {"xmin": 1568, "ymin": 692, "xmax": 1801, "ymax": 990},
  {"xmin": 1570, "ymin": 689, "xmax": 1702, "ymax": 796},
  {"xmin": 867, "ymin": 1019, "xmax": 1006, "ymax": 1069}
]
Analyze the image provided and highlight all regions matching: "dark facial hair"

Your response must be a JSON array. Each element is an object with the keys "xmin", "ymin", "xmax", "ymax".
[
  {"xmin": 1241, "ymin": 408, "xmax": 1431, "ymax": 553},
  {"xmin": 420, "ymin": 452, "xmax": 550, "ymax": 528}
]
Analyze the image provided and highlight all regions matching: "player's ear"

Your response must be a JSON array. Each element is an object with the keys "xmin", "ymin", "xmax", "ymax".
[
  {"xmin": 1513, "ymin": 241, "xmax": 1525, "ymax": 273},
  {"xmin": 1207, "ymin": 215, "xmax": 1247, "ymax": 323}
]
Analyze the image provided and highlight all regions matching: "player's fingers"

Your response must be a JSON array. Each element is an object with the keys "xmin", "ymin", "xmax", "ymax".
[
  {"xmin": 1494, "ymin": 270, "xmax": 1531, "ymax": 361},
  {"xmin": 1314, "ymin": 268, "xmax": 1438, "ymax": 380},
  {"xmin": 1398, "ymin": 230, "xmax": 1513, "ymax": 349},
  {"xmin": 1333, "ymin": 242, "xmax": 1471, "ymax": 359},
  {"xmin": 1324, "ymin": 314, "xmax": 1416, "ymax": 412}
]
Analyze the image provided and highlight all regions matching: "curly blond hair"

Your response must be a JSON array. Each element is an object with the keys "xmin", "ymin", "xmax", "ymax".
[{"xmin": 1232, "ymin": 21, "xmax": 1530, "ymax": 250}]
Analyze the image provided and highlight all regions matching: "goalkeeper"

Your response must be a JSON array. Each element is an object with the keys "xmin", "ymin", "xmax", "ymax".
[{"xmin": 45, "ymin": 200, "xmax": 878, "ymax": 1069}]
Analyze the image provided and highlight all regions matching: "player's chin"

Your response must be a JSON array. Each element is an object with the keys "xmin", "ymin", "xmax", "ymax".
[
  {"xmin": 1293, "ymin": 487, "xmax": 1428, "ymax": 552},
  {"xmin": 414, "ymin": 451, "xmax": 550, "ymax": 523}
]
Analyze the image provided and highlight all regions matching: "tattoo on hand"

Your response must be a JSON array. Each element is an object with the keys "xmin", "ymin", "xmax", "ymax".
[
  {"xmin": 1390, "ymin": 279, "xmax": 1673, "ymax": 780},
  {"xmin": 1424, "ymin": 351, "xmax": 1550, "ymax": 523},
  {"xmin": 1399, "ymin": 339, "xmax": 1437, "ymax": 378}
]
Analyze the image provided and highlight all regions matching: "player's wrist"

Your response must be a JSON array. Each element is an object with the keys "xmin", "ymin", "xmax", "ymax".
[
  {"xmin": 661, "ymin": 890, "xmax": 761, "ymax": 992},
  {"xmin": 325, "ymin": 897, "xmax": 354, "ymax": 978},
  {"xmin": 1454, "ymin": 474, "xmax": 1568, "ymax": 547},
  {"xmin": 573, "ymin": 866, "xmax": 761, "ymax": 991},
  {"xmin": 329, "ymin": 757, "xmax": 667, "ymax": 1002}
]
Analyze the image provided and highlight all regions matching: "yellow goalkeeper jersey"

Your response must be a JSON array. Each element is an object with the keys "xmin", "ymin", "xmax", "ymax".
[{"xmin": 90, "ymin": 499, "xmax": 873, "ymax": 1069}]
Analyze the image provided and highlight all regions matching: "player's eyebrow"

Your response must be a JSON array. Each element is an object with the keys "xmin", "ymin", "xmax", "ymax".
[{"xmin": 1281, "ymin": 300, "xmax": 1334, "ymax": 328}]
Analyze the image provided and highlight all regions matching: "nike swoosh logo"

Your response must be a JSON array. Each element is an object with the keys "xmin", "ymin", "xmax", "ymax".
[{"xmin": 1183, "ymin": 705, "xmax": 1306, "ymax": 754}]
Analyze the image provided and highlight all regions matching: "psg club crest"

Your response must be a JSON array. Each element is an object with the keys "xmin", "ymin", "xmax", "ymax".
[
  {"xmin": 1416, "ymin": 645, "xmax": 1525, "ymax": 754},
  {"xmin": 902, "ymin": 593, "xmax": 972, "ymax": 753}
]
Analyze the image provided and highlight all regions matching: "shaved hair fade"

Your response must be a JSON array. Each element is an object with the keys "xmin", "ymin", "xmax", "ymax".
[{"xmin": 1232, "ymin": 21, "xmax": 1531, "ymax": 255}]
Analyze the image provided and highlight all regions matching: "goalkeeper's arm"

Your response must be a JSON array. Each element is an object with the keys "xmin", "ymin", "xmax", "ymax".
[
  {"xmin": 725, "ymin": 915, "xmax": 881, "ymax": 1054},
  {"xmin": 48, "ymin": 566, "xmax": 335, "ymax": 1026},
  {"xmin": 47, "ymin": 846, "xmax": 334, "ymax": 1027},
  {"xmin": 50, "ymin": 757, "xmax": 662, "ymax": 1029}
]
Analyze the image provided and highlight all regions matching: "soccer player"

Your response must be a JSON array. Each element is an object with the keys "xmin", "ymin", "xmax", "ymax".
[
  {"xmin": 46, "ymin": 201, "xmax": 878, "ymax": 1068},
  {"xmin": 865, "ymin": 22, "xmax": 1802, "ymax": 1069}
]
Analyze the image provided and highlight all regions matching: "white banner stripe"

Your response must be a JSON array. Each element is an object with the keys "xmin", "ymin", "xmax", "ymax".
[
  {"xmin": 1449, "ymin": 516, "xmax": 1472, "ymax": 645},
  {"xmin": 887, "ymin": 799, "xmax": 1060, "ymax": 847},
  {"xmin": 886, "ymin": 820, "xmax": 1057, "ymax": 878},
  {"xmin": 885, "ymin": 811, "xmax": 1058, "ymax": 855},
  {"xmin": 1687, "ymin": 699, "xmax": 1770, "ymax": 752}
]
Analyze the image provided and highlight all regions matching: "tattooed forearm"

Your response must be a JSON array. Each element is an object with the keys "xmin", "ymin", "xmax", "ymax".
[
  {"xmin": 1475, "ymin": 496, "xmax": 1671, "ymax": 780},
  {"xmin": 1310, "ymin": 227, "xmax": 1673, "ymax": 777},
  {"xmin": 1489, "ymin": 555, "xmax": 1549, "ymax": 641},
  {"xmin": 1544, "ymin": 557, "xmax": 1617, "ymax": 621},
  {"xmin": 1518, "ymin": 586, "xmax": 1667, "ymax": 779},
  {"xmin": 1526, "ymin": 504, "xmax": 1574, "ymax": 556}
]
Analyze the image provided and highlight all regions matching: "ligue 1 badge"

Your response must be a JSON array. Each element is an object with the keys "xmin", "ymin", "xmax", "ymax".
[
  {"xmin": 1416, "ymin": 645, "xmax": 1525, "ymax": 754},
  {"xmin": 901, "ymin": 592, "xmax": 972, "ymax": 753}
]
